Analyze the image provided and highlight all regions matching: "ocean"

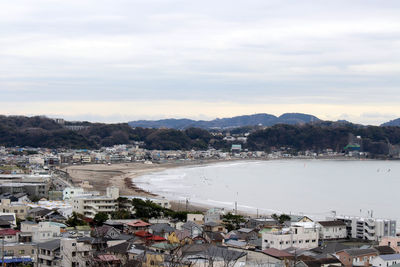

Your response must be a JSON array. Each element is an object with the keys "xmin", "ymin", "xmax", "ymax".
[{"xmin": 134, "ymin": 159, "xmax": 399, "ymax": 221}]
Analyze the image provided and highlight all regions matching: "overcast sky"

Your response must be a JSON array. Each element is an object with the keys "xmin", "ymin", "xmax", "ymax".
[{"xmin": 1, "ymin": 0, "xmax": 400, "ymax": 125}]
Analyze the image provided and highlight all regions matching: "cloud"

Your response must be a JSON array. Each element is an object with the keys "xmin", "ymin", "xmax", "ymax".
[{"xmin": 0, "ymin": 0, "xmax": 400, "ymax": 123}]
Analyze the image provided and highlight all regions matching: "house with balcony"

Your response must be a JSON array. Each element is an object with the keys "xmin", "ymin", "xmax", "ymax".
[
  {"xmin": 60, "ymin": 237, "xmax": 94, "ymax": 267},
  {"xmin": 336, "ymin": 248, "xmax": 378, "ymax": 267},
  {"xmin": 317, "ymin": 221, "xmax": 347, "ymax": 240},
  {"xmin": 334, "ymin": 216, "xmax": 396, "ymax": 241},
  {"xmin": 38, "ymin": 239, "xmax": 61, "ymax": 267},
  {"xmin": 262, "ymin": 225, "xmax": 319, "ymax": 250},
  {"xmin": 71, "ymin": 187, "xmax": 119, "ymax": 218}
]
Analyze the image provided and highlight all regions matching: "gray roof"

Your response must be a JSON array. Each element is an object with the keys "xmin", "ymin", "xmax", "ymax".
[
  {"xmin": 342, "ymin": 248, "xmax": 378, "ymax": 256},
  {"xmin": 0, "ymin": 215, "xmax": 14, "ymax": 221},
  {"xmin": 38, "ymin": 239, "xmax": 61, "ymax": 251},
  {"xmin": 317, "ymin": 221, "xmax": 346, "ymax": 227},
  {"xmin": 182, "ymin": 221, "xmax": 202, "ymax": 231},
  {"xmin": 380, "ymin": 254, "xmax": 400, "ymax": 261},
  {"xmin": 237, "ymin": 228, "xmax": 255, "ymax": 233},
  {"xmin": 225, "ymin": 239, "xmax": 247, "ymax": 248},
  {"xmin": 181, "ymin": 244, "xmax": 247, "ymax": 261},
  {"xmin": 149, "ymin": 223, "xmax": 175, "ymax": 233}
]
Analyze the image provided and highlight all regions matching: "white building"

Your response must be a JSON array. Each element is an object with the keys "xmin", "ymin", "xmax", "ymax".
[
  {"xmin": 334, "ymin": 215, "xmax": 396, "ymax": 241},
  {"xmin": 262, "ymin": 225, "xmax": 319, "ymax": 250},
  {"xmin": 370, "ymin": 254, "xmax": 400, "ymax": 267},
  {"xmin": 317, "ymin": 221, "xmax": 347, "ymax": 240},
  {"xmin": 63, "ymin": 187, "xmax": 85, "ymax": 200},
  {"xmin": 71, "ymin": 187, "xmax": 119, "ymax": 218},
  {"xmin": 61, "ymin": 237, "xmax": 93, "ymax": 267},
  {"xmin": 21, "ymin": 221, "xmax": 61, "ymax": 242}
]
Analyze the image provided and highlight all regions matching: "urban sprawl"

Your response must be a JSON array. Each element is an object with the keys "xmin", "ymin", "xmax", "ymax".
[{"xmin": 0, "ymin": 144, "xmax": 397, "ymax": 267}]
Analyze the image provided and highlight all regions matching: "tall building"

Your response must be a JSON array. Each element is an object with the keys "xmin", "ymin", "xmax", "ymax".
[{"xmin": 334, "ymin": 215, "xmax": 396, "ymax": 241}]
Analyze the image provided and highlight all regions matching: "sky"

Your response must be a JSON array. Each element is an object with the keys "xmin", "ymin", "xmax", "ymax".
[{"xmin": 1, "ymin": 0, "xmax": 400, "ymax": 125}]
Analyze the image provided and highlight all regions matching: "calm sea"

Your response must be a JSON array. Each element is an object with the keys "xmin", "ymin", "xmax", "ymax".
[{"xmin": 134, "ymin": 160, "xmax": 399, "ymax": 221}]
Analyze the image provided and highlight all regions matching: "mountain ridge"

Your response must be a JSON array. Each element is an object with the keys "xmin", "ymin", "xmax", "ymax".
[{"xmin": 128, "ymin": 113, "xmax": 321, "ymax": 129}]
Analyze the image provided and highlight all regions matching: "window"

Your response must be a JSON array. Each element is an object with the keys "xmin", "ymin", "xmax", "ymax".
[
  {"xmin": 279, "ymin": 241, "xmax": 283, "ymax": 245},
  {"xmin": 72, "ymin": 243, "xmax": 76, "ymax": 246},
  {"xmin": 72, "ymin": 252, "xmax": 76, "ymax": 257},
  {"xmin": 19, "ymin": 250, "xmax": 25, "ymax": 255},
  {"xmin": 312, "ymin": 239, "xmax": 316, "ymax": 242},
  {"xmin": 305, "ymin": 240, "xmax": 310, "ymax": 243}
]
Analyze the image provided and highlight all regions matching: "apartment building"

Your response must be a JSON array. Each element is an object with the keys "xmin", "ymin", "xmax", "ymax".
[
  {"xmin": 61, "ymin": 237, "xmax": 93, "ymax": 267},
  {"xmin": 262, "ymin": 225, "xmax": 319, "ymax": 250},
  {"xmin": 20, "ymin": 221, "xmax": 61, "ymax": 243},
  {"xmin": 0, "ymin": 199, "xmax": 29, "ymax": 219},
  {"xmin": 71, "ymin": 187, "xmax": 119, "ymax": 218},
  {"xmin": 334, "ymin": 216, "xmax": 396, "ymax": 241},
  {"xmin": 317, "ymin": 221, "xmax": 347, "ymax": 240},
  {"xmin": 38, "ymin": 239, "xmax": 61, "ymax": 267}
]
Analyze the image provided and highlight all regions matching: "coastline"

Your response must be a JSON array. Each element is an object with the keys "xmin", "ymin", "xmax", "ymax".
[{"xmin": 63, "ymin": 156, "xmax": 385, "ymax": 217}]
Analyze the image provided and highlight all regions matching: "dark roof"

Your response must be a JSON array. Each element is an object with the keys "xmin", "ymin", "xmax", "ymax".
[
  {"xmin": 181, "ymin": 244, "xmax": 246, "ymax": 261},
  {"xmin": 340, "ymin": 248, "xmax": 378, "ymax": 257},
  {"xmin": 149, "ymin": 223, "xmax": 175, "ymax": 233},
  {"xmin": 262, "ymin": 248, "xmax": 293, "ymax": 259},
  {"xmin": 38, "ymin": 239, "xmax": 61, "ymax": 251},
  {"xmin": 106, "ymin": 241, "xmax": 133, "ymax": 254},
  {"xmin": 300, "ymin": 258, "xmax": 341, "ymax": 267},
  {"xmin": 375, "ymin": 246, "xmax": 397, "ymax": 255},
  {"xmin": 317, "ymin": 221, "xmax": 346, "ymax": 227},
  {"xmin": 0, "ymin": 215, "xmax": 14, "ymax": 221},
  {"xmin": 0, "ymin": 220, "xmax": 11, "ymax": 226},
  {"xmin": 28, "ymin": 207, "xmax": 52, "ymax": 217},
  {"xmin": 311, "ymin": 242, "xmax": 350, "ymax": 256},
  {"xmin": 205, "ymin": 231, "xmax": 224, "ymax": 242}
]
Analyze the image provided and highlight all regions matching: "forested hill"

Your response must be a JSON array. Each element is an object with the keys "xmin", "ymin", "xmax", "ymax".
[
  {"xmin": 1, "ymin": 115, "xmax": 400, "ymax": 156},
  {"xmin": 128, "ymin": 113, "xmax": 321, "ymax": 129}
]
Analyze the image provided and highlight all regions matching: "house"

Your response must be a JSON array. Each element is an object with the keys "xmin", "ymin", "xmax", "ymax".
[
  {"xmin": 0, "ymin": 213, "xmax": 16, "ymax": 228},
  {"xmin": 380, "ymin": 237, "xmax": 400, "ymax": 253},
  {"xmin": 204, "ymin": 208, "xmax": 225, "ymax": 224},
  {"xmin": 261, "ymin": 248, "xmax": 294, "ymax": 265},
  {"xmin": 149, "ymin": 223, "xmax": 175, "ymax": 238},
  {"xmin": 38, "ymin": 239, "xmax": 61, "ymax": 267},
  {"xmin": 317, "ymin": 221, "xmax": 347, "ymax": 240},
  {"xmin": 204, "ymin": 221, "xmax": 226, "ymax": 233},
  {"xmin": 0, "ymin": 199, "xmax": 29, "ymax": 219},
  {"xmin": 125, "ymin": 220, "xmax": 151, "ymax": 234},
  {"xmin": 178, "ymin": 243, "xmax": 247, "ymax": 267},
  {"xmin": 20, "ymin": 221, "xmax": 61, "ymax": 242},
  {"xmin": 236, "ymin": 228, "xmax": 259, "ymax": 241},
  {"xmin": 0, "ymin": 229, "xmax": 20, "ymax": 243},
  {"xmin": 289, "ymin": 215, "xmax": 313, "ymax": 223},
  {"xmin": 106, "ymin": 242, "xmax": 146, "ymax": 264},
  {"xmin": 92, "ymin": 225, "xmax": 121, "ymax": 239},
  {"xmin": 371, "ymin": 254, "xmax": 400, "ymax": 267},
  {"xmin": 262, "ymin": 225, "xmax": 319, "ymax": 250},
  {"xmin": 60, "ymin": 237, "xmax": 94, "ymax": 267},
  {"xmin": 246, "ymin": 217, "xmax": 279, "ymax": 229},
  {"xmin": 295, "ymin": 258, "xmax": 342, "ymax": 267},
  {"xmin": 336, "ymin": 248, "xmax": 379, "ymax": 267},
  {"xmin": 180, "ymin": 221, "xmax": 203, "ymax": 238},
  {"xmin": 309, "ymin": 242, "xmax": 350, "ymax": 259},
  {"xmin": 187, "ymin": 213, "xmax": 204, "ymax": 224}
]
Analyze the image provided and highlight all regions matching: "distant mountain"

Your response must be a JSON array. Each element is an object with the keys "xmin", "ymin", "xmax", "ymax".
[
  {"xmin": 128, "ymin": 113, "xmax": 321, "ymax": 129},
  {"xmin": 381, "ymin": 118, "xmax": 400, "ymax": 127}
]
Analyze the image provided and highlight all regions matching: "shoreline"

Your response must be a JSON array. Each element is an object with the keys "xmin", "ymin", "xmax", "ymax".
[{"xmin": 63, "ymin": 157, "xmax": 391, "ymax": 217}]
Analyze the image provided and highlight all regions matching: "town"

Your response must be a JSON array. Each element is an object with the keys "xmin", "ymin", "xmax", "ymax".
[{"xmin": 0, "ymin": 145, "xmax": 398, "ymax": 267}]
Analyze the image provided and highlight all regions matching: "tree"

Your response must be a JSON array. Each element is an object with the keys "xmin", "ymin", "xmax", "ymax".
[
  {"xmin": 272, "ymin": 213, "xmax": 291, "ymax": 224},
  {"xmin": 65, "ymin": 212, "xmax": 87, "ymax": 227},
  {"xmin": 93, "ymin": 212, "xmax": 109, "ymax": 226},
  {"xmin": 222, "ymin": 213, "xmax": 245, "ymax": 232}
]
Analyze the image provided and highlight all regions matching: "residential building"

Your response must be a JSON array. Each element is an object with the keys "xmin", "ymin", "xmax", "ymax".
[
  {"xmin": 0, "ymin": 199, "xmax": 29, "ymax": 219},
  {"xmin": 20, "ymin": 221, "xmax": 61, "ymax": 242},
  {"xmin": 60, "ymin": 237, "xmax": 93, "ymax": 267},
  {"xmin": 71, "ymin": 186, "xmax": 119, "ymax": 218},
  {"xmin": 334, "ymin": 216, "xmax": 396, "ymax": 241},
  {"xmin": 380, "ymin": 236, "xmax": 400, "ymax": 253},
  {"xmin": 38, "ymin": 239, "xmax": 61, "ymax": 267},
  {"xmin": 336, "ymin": 248, "xmax": 378, "ymax": 267},
  {"xmin": 262, "ymin": 225, "xmax": 319, "ymax": 250},
  {"xmin": 317, "ymin": 221, "xmax": 347, "ymax": 240},
  {"xmin": 0, "ymin": 242, "xmax": 36, "ymax": 265},
  {"xmin": 371, "ymin": 254, "xmax": 400, "ymax": 267},
  {"xmin": 0, "ymin": 229, "xmax": 20, "ymax": 243},
  {"xmin": 204, "ymin": 208, "xmax": 225, "ymax": 224}
]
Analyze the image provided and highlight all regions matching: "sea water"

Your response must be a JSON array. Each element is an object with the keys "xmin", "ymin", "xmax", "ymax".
[{"xmin": 134, "ymin": 160, "xmax": 400, "ymax": 220}]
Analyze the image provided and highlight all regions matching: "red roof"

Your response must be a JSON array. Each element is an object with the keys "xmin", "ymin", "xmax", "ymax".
[
  {"xmin": 0, "ymin": 229, "xmax": 20, "ymax": 236},
  {"xmin": 135, "ymin": 230, "xmax": 152, "ymax": 238},
  {"xmin": 127, "ymin": 220, "xmax": 151, "ymax": 227},
  {"xmin": 147, "ymin": 235, "xmax": 166, "ymax": 241},
  {"xmin": 262, "ymin": 248, "xmax": 293, "ymax": 258}
]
